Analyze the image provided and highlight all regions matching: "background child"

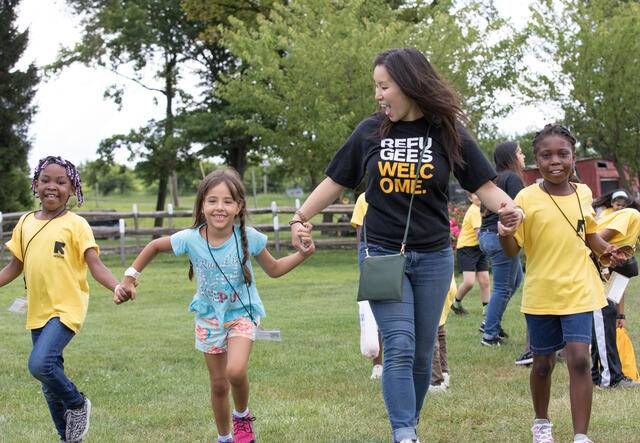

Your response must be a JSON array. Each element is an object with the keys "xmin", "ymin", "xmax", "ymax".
[
  {"xmin": 451, "ymin": 192, "xmax": 490, "ymax": 316},
  {"xmin": 591, "ymin": 192, "xmax": 640, "ymax": 388},
  {"xmin": 115, "ymin": 168, "xmax": 314, "ymax": 443},
  {"xmin": 593, "ymin": 189, "xmax": 638, "ymax": 219},
  {"xmin": 0, "ymin": 156, "xmax": 128, "ymax": 443},
  {"xmin": 497, "ymin": 124, "xmax": 623, "ymax": 443},
  {"xmin": 429, "ymin": 276, "xmax": 457, "ymax": 393},
  {"xmin": 351, "ymin": 193, "xmax": 383, "ymax": 379}
]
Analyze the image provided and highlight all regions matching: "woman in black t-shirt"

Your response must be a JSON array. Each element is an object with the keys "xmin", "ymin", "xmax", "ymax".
[{"xmin": 289, "ymin": 48, "xmax": 523, "ymax": 443}]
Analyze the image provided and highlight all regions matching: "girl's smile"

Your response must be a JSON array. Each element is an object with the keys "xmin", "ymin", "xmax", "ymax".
[
  {"xmin": 201, "ymin": 182, "xmax": 241, "ymax": 237},
  {"xmin": 534, "ymin": 135, "xmax": 576, "ymax": 195},
  {"xmin": 34, "ymin": 164, "xmax": 74, "ymax": 216}
]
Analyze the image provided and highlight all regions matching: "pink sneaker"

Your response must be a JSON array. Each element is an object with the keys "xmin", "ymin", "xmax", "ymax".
[{"xmin": 233, "ymin": 412, "xmax": 255, "ymax": 443}]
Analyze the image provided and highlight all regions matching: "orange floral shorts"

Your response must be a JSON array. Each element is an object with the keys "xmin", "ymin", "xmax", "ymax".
[{"xmin": 195, "ymin": 314, "xmax": 259, "ymax": 354}]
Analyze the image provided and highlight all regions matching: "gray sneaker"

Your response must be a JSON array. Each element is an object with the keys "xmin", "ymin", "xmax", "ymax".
[
  {"xmin": 65, "ymin": 394, "xmax": 91, "ymax": 442},
  {"xmin": 617, "ymin": 376, "xmax": 640, "ymax": 388}
]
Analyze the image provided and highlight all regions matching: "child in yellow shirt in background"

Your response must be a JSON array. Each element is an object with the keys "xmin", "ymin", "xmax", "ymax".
[{"xmin": 450, "ymin": 192, "xmax": 490, "ymax": 316}]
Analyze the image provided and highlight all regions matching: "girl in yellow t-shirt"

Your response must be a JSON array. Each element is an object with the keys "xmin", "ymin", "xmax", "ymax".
[
  {"xmin": 593, "ymin": 188, "xmax": 639, "ymax": 219},
  {"xmin": 0, "ymin": 156, "xmax": 130, "ymax": 442},
  {"xmin": 497, "ymin": 125, "xmax": 626, "ymax": 443}
]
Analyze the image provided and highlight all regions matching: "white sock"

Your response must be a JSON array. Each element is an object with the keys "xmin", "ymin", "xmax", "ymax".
[
  {"xmin": 574, "ymin": 434, "xmax": 588, "ymax": 441},
  {"xmin": 233, "ymin": 408, "xmax": 249, "ymax": 418},
  {"xmin": 218, "ymin": 433, "xmax": 232, "ymax": 442},
  {"xmin": 534, "ymin": 418, "xmax": 550, "ymax": 424}
]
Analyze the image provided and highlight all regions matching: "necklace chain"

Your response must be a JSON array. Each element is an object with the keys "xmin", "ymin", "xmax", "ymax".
[{"xmin": 542, "ymin": 181, "xmax": 588, "ymax": 248}]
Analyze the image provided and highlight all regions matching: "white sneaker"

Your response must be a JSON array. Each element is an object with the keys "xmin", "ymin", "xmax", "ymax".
[
  {"xmin": 428, "ymin": 383, "xmax": 447, "ymax": 393},
  {"xmin": 442, "ymin": 372, "xmax": 450, "ymax": 387},
  {"xmin": 531, "ymin": 420, "xmax": 553, "ymax": 442},
  {"xmin": 370, "ymin": 364, "xmax": 383, "ymax": 379}
]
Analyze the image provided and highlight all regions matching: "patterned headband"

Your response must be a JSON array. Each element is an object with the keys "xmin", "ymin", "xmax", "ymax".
[{"xmin": 32, "ymin": 156, "xmax": 84, "ymax": 207}]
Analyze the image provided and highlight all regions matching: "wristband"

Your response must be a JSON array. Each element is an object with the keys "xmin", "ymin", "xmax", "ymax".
[
  {"xmin": 294, "ymin": 209, "xmax": 309, "ymax": 223},
  {"xmin": 124, "ymin": 266, "xmax": 140, "ymax": 280},
  {"xmin": 515, "ymin": 207, "xmax": 525, "ymax": 220},
  {"xmin": 289, "ymin": 219, "xmax": 306, "ymax": 227},
  {"xmin": 616, "ymin": 314, "xmax": 626, "ymax": 320},
  {"xmin": 114, "ymin": 284, "xmax": 120, "ymax": 294}
]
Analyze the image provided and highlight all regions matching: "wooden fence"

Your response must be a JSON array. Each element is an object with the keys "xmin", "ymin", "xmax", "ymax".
[{"xmin": 0, "ymin": 203, "xmax": 357, "ymax": 266}]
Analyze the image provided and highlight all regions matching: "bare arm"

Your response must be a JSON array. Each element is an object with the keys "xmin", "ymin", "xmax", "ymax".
[
  {"xmin": 115, "ymin": 237, "xmax": 173, "ymax": 303},
  {"xmin": 85, "ymin": 248, "xmax": 120, "ymax": 292},
  {"xmin": 585, "ymin": 232, "xmax": 613, "ymax": 258},
  {"xmin": 254, "ymin": 246, "xmax": 314, "ymax": 278},
  {"xmin": 290, "ymin": 177, "xmax": 345, "ymax": 250},
  {"xmin": 0, "ymin": 256, "xmax": 23, "ymax": 287}
]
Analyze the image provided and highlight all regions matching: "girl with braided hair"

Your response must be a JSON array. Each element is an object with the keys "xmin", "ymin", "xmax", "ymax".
[
  {"xmin": 1, "ymin": 155, "xmax": 130, "ymax": 442},
  {"xmin": 497, "ymin": 124, "xmax": 629, "ymax": 443},
  {"xmin": 116, "ymin": 167, "xmax": 315, "ymax": 443}
]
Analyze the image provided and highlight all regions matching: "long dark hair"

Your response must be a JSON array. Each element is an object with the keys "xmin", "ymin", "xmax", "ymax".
[
  {"xmin": 373, "ymin": 48, "xmax": 467, "ymax": 169},
  {"xmin": 494, "ymin": 141, "xmax": 524, "ymax": 181},
  {"xmin": 593, "ymin": 188, "xmax": 640, "ymax": 211},
  {"xmin": 190, "ymin": 168, "xmax": 252, "ymax": 284}
]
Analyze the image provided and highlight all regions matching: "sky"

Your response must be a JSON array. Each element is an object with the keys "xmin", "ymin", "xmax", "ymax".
[{"xmin": 15, "ymin": 0, "xmax": 557, "ymax": 171}]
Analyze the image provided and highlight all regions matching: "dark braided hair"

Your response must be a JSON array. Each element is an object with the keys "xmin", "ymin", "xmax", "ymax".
[
  {"xmin": 532, "ymin": 124, "xmax": 576, "ymax": 154},
  {"xmin": 32, "ymin": 156, "xmax": 84, "ymax": 207},
  {"xmin": 189, "ymin": 168, "xmax": 252, "ymax": 284}
]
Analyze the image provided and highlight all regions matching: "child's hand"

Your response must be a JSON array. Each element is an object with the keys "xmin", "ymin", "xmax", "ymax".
[
  {"xmin": 296, "ymin": 222, "xmax": 315, "ymax": 257},
  {"xmin": 497, "ymin": 220, "xmax": 517, "ymax": 237},
  {"xmin": 498, "ymin": 202, "xmax": 522, "ymax": 228},
  {"xmin": 114, "ymin": 278, "xmax": 137, "ymax": 304}
]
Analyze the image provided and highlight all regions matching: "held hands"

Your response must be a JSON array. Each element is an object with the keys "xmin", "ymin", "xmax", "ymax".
[
  {"xmin": 497, "ymin": 202, "xmax": 522, "ymax": 237},
  {"xmin": 294, "ymin": 222, "xmax": 315, "ymax": 257},
  {"xmin": 598, "ymin": 244, "xmax": 634, "ymax": 269},
  {"xmin": 114, "ymin": 277, "xmax": 137, "ymax": 305}
]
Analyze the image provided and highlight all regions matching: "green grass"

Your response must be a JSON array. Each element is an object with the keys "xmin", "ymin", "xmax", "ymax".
[{"xmin": 2, "ymin": 251, "xmax": 640, "ymax": 442}]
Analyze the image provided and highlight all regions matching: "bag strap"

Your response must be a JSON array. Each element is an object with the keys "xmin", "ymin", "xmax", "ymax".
[{"xmin": 364, "ymin": 125, "xmax": 431, "ymax": 256}]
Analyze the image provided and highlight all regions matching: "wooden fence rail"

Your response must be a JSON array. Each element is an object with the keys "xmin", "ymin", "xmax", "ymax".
[{"xmin": 0, "ymin": 204, "xmax": 357, "ymax": 266}]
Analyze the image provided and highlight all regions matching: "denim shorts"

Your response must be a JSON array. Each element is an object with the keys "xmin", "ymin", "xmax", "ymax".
[
  {"xmin": 525, "ymin": 312, "xmax": 593, "ymax": 355},
  {"xmin": 195, "ymin": 314, "xmax": 259, "ymax": 354}
]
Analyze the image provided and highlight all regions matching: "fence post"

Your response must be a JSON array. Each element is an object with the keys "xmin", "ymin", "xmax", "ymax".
[
  {"xmin": 295, "ymin": 198, "xmax": 300, "ymax": 209},
  {"xmin": 0, "ymin": 211, "xmax": 4, "ymax": 264},
  {"xmin": 271, "ymin": 201, "xmax": 280, "ymax": 259},
  {"xmin": 119, "ymin": 219, "xmax": 126, "ymax": 267},
  {"xmin": 132, "ymin": 203, "xmax": 140, "ymax": 250},
  {"xmin": 167, "ymin": 203, "xmax": 174, "ymax": 230}
]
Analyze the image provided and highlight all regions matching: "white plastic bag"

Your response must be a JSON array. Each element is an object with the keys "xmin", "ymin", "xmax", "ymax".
[{"xmin": 359, "ymin": 301, "xmax": 380, "ymax": 358}]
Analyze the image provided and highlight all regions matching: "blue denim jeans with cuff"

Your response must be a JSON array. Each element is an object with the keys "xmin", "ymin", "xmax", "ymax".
[
  {"xmin": 29, "ymin": 317, "xmax": 84, "ymax": 438},
  {"xmin": 478, "ymin": 231, "xmax": 522, "ymax": 340},
  {"xmin": 366, "ymin": 243, "xmax": 454, "ymax": 443}
]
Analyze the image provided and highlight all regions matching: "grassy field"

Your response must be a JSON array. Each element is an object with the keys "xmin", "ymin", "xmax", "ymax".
[{"xmin": 1, "ymin": 249, "xmax": 640, "ymax": 442}]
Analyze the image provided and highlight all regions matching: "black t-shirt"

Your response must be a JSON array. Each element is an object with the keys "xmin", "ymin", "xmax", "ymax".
[
  {"xmin": 480, "ymin": 170, "xmax": 524, "ymax": 232},
  {"xmin": 325, "ymin": 115, "xmax": 496, "ymax": 252}
]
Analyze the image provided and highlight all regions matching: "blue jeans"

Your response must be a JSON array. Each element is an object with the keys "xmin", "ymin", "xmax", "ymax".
[
  {"xmin": 478, "ymin": 231, "xmax": 522, "ymax": 339},
  {"xmin": 366, "ymin": 243, "xmax": 454, "ymax": 442},
  {"xmin": 29, "ymin": 317, "xmax": 84, "ymax": 438}
]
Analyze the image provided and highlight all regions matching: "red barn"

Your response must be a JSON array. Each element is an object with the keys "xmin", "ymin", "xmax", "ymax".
[{"xmin": 522, "ymin": 159, "xmax": 639, "ymax": 199}]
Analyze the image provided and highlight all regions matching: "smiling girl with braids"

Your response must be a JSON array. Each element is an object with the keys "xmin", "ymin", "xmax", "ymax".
[
  {"xmin": 0, "ymin": 156, "xmax": 130, "ymax": 442},
  {"xmin": 497, "ymin": 125, "xmax": 629, "ymax": 443},
  {"xmin": 116, "ymin": 168, "xmax": 314, "ymax": 443}
]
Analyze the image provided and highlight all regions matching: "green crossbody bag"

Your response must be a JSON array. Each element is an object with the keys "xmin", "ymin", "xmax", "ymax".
[{"xmin": 357, "ymin": 126, "xmax": 430, "ymax": 302}]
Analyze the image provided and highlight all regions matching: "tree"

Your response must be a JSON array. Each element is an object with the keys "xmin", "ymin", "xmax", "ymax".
[
  {"xmin": 51, "ymin": 0, "xmax": 206, "ymax": 223},
  {"xmin": 0, "ymin": 0, "xmax": 38, "ymax": 212},
  {"xmin": 217, "ymin": 0, "xmax": 527, "ymax": 185},
  {"xmin": 78, "ymin": 160, "xmax": 137, "ymax": 196},
  {"xmin": 529, "ymin": 0, "xmax": 640, "ymax": 188}
]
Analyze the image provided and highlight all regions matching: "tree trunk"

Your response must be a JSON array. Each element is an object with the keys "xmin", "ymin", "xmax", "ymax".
[
  {"xmin": 613, "ymin": 160, "xmax": 631, "ymax": 191},
  {"xmin": 154, "ymin": 175, "xmax": 168, "ymax": 228}
]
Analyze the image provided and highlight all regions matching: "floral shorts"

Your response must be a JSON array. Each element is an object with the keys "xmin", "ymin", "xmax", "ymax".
[{"xmin": 194, "ymin": 314, "xmax": 260, "ymax": 354}]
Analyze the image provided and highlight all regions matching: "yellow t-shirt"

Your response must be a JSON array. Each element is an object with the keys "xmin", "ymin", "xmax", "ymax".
[
  {"xmin": 597, "ymin": 207, "xmax": 614, "ymax": 219},
  {"xmin": 350, "ymin": 193, "xmax": 368, "ymax": 228},
  {"xmin": 6, "ymin": 211, "xmax": 99, "ymax": 333},
  {"xmin": 596, "ymin": 208, "xmax": 640, "ymax": 247},
  {"xmin": 439, "ymin": 276, "xmax": 458, "ymax": 326},
  {"xmin": 455, "ymin": 203, "xmax": 481, "ymax": 248},
  {"xmin": 514, "ymin": 183, "xmax": 606, "ymax": 315}
]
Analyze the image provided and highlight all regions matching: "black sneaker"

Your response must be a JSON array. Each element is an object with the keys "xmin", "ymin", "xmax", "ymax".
[
  {"xmin": 478, "ymin": 321, "xmax": 485, "ymax": 333},
  {"xmin": 515, "ymin": 350, "xmax": 533, "ymax": 365},
  {"xmin": 65, "ymin": 394, "xmax": 91, "ymax": 443},
  {"xmin": 499, "ymin": 328, "xmax": 509, "ymax": 339},
  {"xmin": 481, "ymin": 336, "xmax": 504, "ymax": 347},
  {"xmin": 450, "ymin": 303, "xmax": 469, "ymax": 315}
]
